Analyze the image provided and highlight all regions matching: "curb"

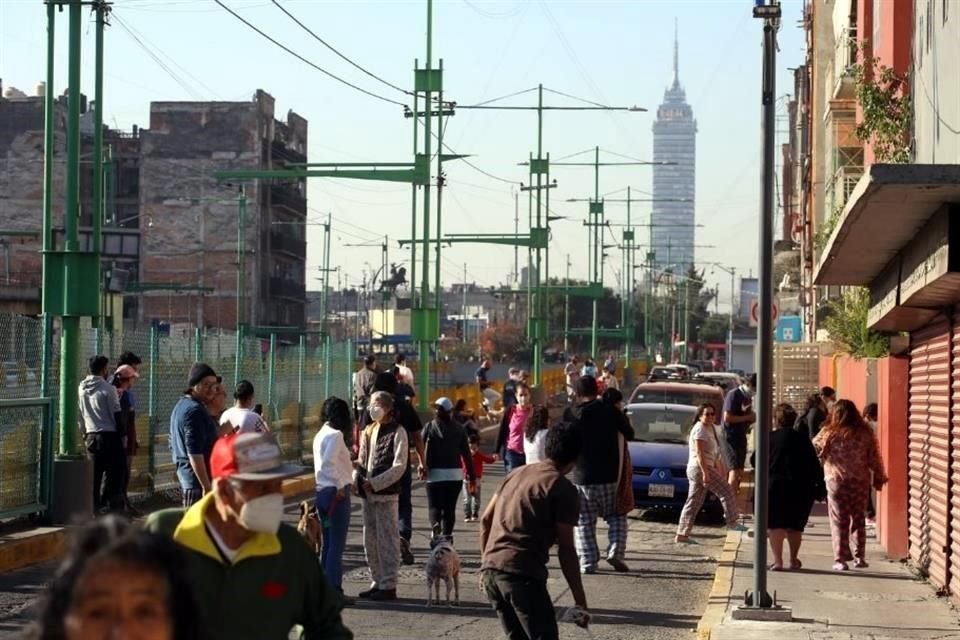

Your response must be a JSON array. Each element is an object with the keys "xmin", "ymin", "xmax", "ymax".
[
  {"xmin": 0, "ymin": 472, "xmax": 318, "ymax": 574},
  {"xmin": 696, "ymin": 527, "xmax": 743, "ymax": 640}
]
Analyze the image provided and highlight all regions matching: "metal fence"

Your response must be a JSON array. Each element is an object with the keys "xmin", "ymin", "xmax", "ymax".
[{"xmin": 0, "ymin": 314, "xmax": 355, "ymax": 514}]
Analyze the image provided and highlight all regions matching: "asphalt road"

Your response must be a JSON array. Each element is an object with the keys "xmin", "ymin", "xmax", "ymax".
[{"xmin": 0, "ymin": 458, "xmax": 724, "ymax": 640}]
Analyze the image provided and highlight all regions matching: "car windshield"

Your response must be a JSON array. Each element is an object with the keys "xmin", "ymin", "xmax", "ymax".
[
  {"xmin": 626, "ymin": 407, "xmax": 695, "ymax": 444},
  {"xmin": 631, "ymin": 389, "xmax": 717, "ymax": 409}
]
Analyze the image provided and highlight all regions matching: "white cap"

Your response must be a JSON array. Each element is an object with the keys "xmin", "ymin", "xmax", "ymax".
[{"xmin": 434, "ymin": 397, "xmax": 454, "ymax": 412}]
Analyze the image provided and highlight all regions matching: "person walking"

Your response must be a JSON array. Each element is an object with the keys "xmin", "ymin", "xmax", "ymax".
[
  {"xmin": 522, "ymin": 387, "xmax": 550, "ymax": 465},
  {"xmin": 721, "ymin": 373, "xmax": 757, "ymax": 496},
  {"xmin": 863, "ymin": 402, "xmax": 879, "ymax": 526},
  {"xmin": 813, "ymin": 399, "xmax": 888, "ymax": 571},
  {"xmin": 169, "ymin": 364, "xmax": 220, "ymax": 508},
  {"xmin": 110, "ymin": 364, "xmax": 140, "ymax": 514},
  {"xmin": 366, "ymin": 372, "xmax": 424, "ymax": 566},
  {"xmin": 495, "ymin": 381, "xmax": 534, "ymax": 472},
  {"xmin": 564, "ymin": 376, "xmax": 634, "ymax": 574},
  {"xmin": 796, "ymin": 392, "xmax": 828, "ymax": 440},
  {"xmin": 480, "ymin": 421, "xmax": 591, "ymax": 638},
  {"xmin": 353, "ymin": 355, "xmax": 378, "ymax": 422},
  {"xmin": 79, "ymin": 355, "xmax": 124, "ymax": 512},
  {"xmin": 313, "ymin": 397, "xmax": 355, "ymax": 603},
  {"xmin": 422, "ymin": 397, "xmax": 475, "ymax": 537},
  {"xmin": 220, "ymin": 380, "xmax": 269, "ymax": 435},
  {"xmin": 755, "ymin": 403, "xmax": 824, "ymax": 570},
  {"xmin": 676, "ymin": 403, "xmax": 742, "ymax": 544},
  {"xmin": 394, "ymin": 353, "xmax": 416, "ymax": 396},
  {"xmin": 476, "ymin": 358, "xmax": 501, "ymax": 415},
  {"xmin": 355, "ymin": 391, "xmax": 409, "ymax": 601},
  {"xmin": 453, "ymin": 398, "xmax": 479, "ymax": 438},
  {"xmin": 146, "ymin": 431, "xmax": 352, "ymax": 639},
  {"xmin": 502, "ymin": 368, "xmax": 520, "ymax": 408},
  {"xmin": 600, "ymin": 363, "xmax": 620, "ymax": 392},
  {"xmin": 462, "ymin": 433, "xmax": 498, "ymax": 522},
  {"xmin": 564, "ymin": 356, "xmax": 580, "ymax": 404}
]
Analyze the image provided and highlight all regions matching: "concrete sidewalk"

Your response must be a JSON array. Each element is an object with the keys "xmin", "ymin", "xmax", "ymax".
[{"xmin": 698, "ymin": 504, "xmax": 960, "ymax": 639}]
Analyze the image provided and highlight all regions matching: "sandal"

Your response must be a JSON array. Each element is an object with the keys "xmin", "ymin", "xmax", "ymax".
[
  {"xmin": 768, "ymin": 563, "xmax": 783, "ymax": 571},
  {"xmin": 789, "ymin": 559, "xmax": 802, "ymax": 570}
]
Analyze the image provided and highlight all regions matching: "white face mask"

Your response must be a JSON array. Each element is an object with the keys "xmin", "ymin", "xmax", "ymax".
[
  {"xmin": 740, "ymin": 384, "xmax": 755, "ymax": 397},
  {"xmin": 369, "ymin": 405, "xmax": 386, "ymax": 423},
  {"xmin": 237, "ymin": 493, "xmax": 284, "ymax": 534}
]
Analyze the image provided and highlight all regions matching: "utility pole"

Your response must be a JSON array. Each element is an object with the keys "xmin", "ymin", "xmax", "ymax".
[
  {"xmin": 745, "ymin": 0, "xmax": 781, "ymax": 614},
  {"xmin": 513, "ymin": 191, "xmax": 519, "ymax": 282},
  {"xmin": 563, "ymin": 254, "xmax": 571, "ymax": 353},
  {"xmin": 462, "ymin": 262, "xmax": 468, "ymax": 343},
  {"xmin": 233, "ymin": 186, "xmax": 247, "ymax": 385}
]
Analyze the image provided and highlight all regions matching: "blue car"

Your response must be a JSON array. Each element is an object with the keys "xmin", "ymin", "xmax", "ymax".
[{"xmin": 625, "ymin": 402, "xmax": 721, "ymax": 514}]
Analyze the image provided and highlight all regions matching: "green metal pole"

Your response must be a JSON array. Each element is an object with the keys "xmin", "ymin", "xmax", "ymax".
[
  {"xmin": 147, "ymin": 324, "xmax": 158, "ymax": 494},
  {"xmin": 543, "ymin": 154, "xmax": 551, "ymax": 357},
  {"xmin": 39, "ymin": 0, "xmax": 56, "ymax": 507},
  {"xmin": 563, "ymin": 255, "xmax": 570, "ymax": 353},
  {"xmin": 92, "ymin": 2, "xmax": 105, "ymax": 333},
  {"xmin": 590, "ymin": 147, "xmax": 600, "ymax": 358},
  {"xmin": 410, "ymin": 58, "xmax": 419, "ymax": 306},
  {"xmin": 624, "ymin": 187, "xmax": 632, "ymax": 369},
  {"xmin": 267, "ymin": 333, "xmax": 276, "ymax": 416},
  {"xmin": 234, "ymin": 188, "xmax": 246, "ymax": 384},
  {"xmin": 194, "ymin": 327, "xmax": 203, "ymax": 362},
  {"xmin": 417, "ymin": 0, "xmax": 433, "ymax": 412},
  {"xmin": 320, "ymin": 215, "xmax": 331, "ymax": 334},
  {"xmin": 323, "ymin": 335, "xmax": 331, "ymax": 399},
  {"xmin": 57, "ymin": 0, "xmax": 83, "ymax": 457},
  {"xmin": 433, "ymin": 59, "xmax": 444, "ymax": 314},
  {"xmin": 532, "ymin": 85, "xmax": 544, "ymax": 384},
  {"xmin": 234, "ymin": 323, "xmax": 243, "ymax": 385}
]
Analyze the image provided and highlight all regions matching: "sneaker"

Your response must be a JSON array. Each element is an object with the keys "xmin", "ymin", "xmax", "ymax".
[
  {"xmin": 606, "ymin": 557, "xmax": 629, "ymax": 573},
  {"xmin": 581, "ymin": 565, "xmax": 598, "ymax": 575},
  {"xmin": 357, "ymin": 587, "xmax": 378, "ymax": 599},
  {"xmin": 853, "ymin": 559, "xmax": 869, "ymax": 568},
  {"xmin": 832, "ymin": 562, "xmax": 849, "ymax": 571},
  {"xmin": 369, "ymin": 588, "xmax": 397, "ymax": 601},
  {"xmin": 464, "ymin": 516, "xmax": 473, "ymax": 523}
]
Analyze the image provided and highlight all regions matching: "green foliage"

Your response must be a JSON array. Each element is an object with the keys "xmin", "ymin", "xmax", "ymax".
[
  {"xmin": 814, "ymin": 206, "xmax": 844, "ymax": 252},
  {"xmin": 853, "ymin": 51, "xmax": 911, "ymax": 163},
  {"xmin": 822, "ymin": 287, "xmax": 889, "ymax": 358}
]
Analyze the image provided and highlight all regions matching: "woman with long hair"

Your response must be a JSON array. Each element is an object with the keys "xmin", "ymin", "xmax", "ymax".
[
  {"xmin": 313, "ymin": 396, "xmax": 355, "ymax": 600},
  {"xmin": 813, "ymin": 399, "xmax": 888, "ymax": 571},
  {"xmin": 495, "ymin": 381, "xmax": 533, "ymax": 472},
  {"xmin": 522, "ymin": 386, "xmax": 550, "ymax": 464},
  {"xmin": 28, "ymin": 515, "xmax": 203, "ymax": 640},
  {"xmin": 760, "ymin": 403, "xmax": 824, "ymax": 570},
  {"xmin": 676, "ymin": 403, "xmax": 742, "ymax": 543}
]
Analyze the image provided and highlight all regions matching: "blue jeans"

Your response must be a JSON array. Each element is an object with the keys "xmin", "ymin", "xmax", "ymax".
[
  {"xmin": 463, "ymin": 480, "xmax": 482, "ymax": 518},
  {"xmin": 316, "ymin": 487, "xmax": 351, "ymax": 591},
  {"xmin": 398, "ymin": 464, "xmax": 413, "ymax": 542},
  {"xmin": 503, "ymin": 449, "xmax": 526, "ymax": 474}
]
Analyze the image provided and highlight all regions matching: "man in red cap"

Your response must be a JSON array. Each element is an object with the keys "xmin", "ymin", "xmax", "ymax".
[{"xmin": 145, "ymin": 432, "xmax": 352, "ymax": 640}]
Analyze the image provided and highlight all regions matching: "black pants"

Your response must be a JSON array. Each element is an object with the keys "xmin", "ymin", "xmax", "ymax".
[
  {"xmin": 481, "ymin": 569, "xmax": 558, "ymax": 640},
  {"xmin": 399, "ymin": 464, "xmax": 413, "ymax": 542},
  {"xmin": 426, "ymin": 480, "xmax": 462, "ymax": 536},
  {"xmin": 84, "ymin": 432, "xmax": 124, "ymax": 511}
]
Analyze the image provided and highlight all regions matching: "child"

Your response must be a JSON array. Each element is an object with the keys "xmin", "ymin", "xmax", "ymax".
[{"xmin": 462, "ymin": 433, "xmax": 499, "ymax": 522}]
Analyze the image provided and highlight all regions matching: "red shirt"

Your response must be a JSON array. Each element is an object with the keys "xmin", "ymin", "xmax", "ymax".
[{"xmin": 463, "ymin": 450, "xmax": 496, "ymax": 479}]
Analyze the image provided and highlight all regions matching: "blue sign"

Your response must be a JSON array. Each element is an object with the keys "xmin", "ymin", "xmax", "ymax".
[{"xmin": 775, "ymin": 316, "xmax": 802, "ymax": 343}]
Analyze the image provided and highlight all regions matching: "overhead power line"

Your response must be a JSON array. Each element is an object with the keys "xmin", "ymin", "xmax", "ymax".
[
  {"xmin": 213, "ymin": 0, "xmax": 407, "ymax": 108},
  {"xmin": 269, "ymin": 0, "xmax": 412, "ymax": 98}
]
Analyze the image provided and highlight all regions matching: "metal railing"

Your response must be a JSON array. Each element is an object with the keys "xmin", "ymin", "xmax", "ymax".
[
  {"xmin": 826, "ymin": 165, "xmax": 863, "ymax": 213},
  {"xmin": 270, "ymin": 229, "xmax": 307, "ymax": 258},
  {"xmin": 270, "ymin": 183, "xmax": 307, "ymax": 214}
]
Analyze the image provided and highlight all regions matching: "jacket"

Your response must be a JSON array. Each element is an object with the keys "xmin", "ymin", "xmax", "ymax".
[
  {"xmin": 78, "ymin": 375, "xmax": 121, "ymax": 434},
  {"xmin": 356, "ymin": 420, "xmax": 408, "ymax": 500},
  {"xmin": 144, "ymin": 493, "xmax": 352, "ymax": 640},
  {"xmin": 564, "ymin": 399, "xmax": 635, "ymax": 486},
  {"xmin": 424, "ymin": 418, "xmax": 475, "ymax": 483}
]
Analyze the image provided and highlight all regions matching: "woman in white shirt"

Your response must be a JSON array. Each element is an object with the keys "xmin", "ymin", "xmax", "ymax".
[
  {"xmin": 675, "ymin": 403, "xmax": 742, "ymax": 543},
  {"xmin": 522, "ymin": 386, "xmax": 550, "ymax": 464},
  {"xmin": 313, "ymin": 397, "xmax": 355, "ymax": 598}
]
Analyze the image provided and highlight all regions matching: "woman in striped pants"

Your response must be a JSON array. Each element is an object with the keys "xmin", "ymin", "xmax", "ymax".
[{"xmin": 676, "ymin": 404, "xmax": 742, "ymax": 543}]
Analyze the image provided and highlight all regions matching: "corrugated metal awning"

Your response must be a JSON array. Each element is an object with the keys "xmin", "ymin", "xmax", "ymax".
[{"xmin": 814, "ymin": 164, "xmax": 960, "ymax": 286}]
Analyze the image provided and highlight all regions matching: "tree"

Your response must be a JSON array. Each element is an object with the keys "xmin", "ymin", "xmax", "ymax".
[
  {"xmin": 854, "ymin": 50, "xmax": 911, "ymax": 163},
  {"xmin": 478, "ymin": 322, "xmax": 527, "ymax": 362},
  {"xmin": 822, "ymin": 288, "xmax": 889, "ymax": 358}
]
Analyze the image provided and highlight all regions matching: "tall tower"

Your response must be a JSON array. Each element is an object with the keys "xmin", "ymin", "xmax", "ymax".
[{"xmin": 651, "ymin": 22, "xmax": 697, "ymax": 276}]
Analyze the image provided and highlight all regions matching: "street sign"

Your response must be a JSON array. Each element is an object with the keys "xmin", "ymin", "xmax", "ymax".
[
  {"xmin": 748, "ymin": 298, "xmax": 779, "ymax": 328},
  {"xmin": 775, "ymin": 316, "xmax": 802, "ymax": 342}
]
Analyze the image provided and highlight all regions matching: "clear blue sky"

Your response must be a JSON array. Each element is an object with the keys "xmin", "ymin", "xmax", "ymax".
[{"xmin": 0, "ymin": 0, "xmax": 803, "ymax": 311}]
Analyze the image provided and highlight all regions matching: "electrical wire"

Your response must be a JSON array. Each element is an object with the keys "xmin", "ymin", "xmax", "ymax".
[
  {"xmin": 542, "ymin": 87, "xmax": 613, "ymax": 110},
  {"xmin": 212, "ymin": 0, "xmax": 408, "ymax": 108},
  {"xmin": 460, "ymin": 0, "xmax": 525, "ymax": 19},
  {"xmin": 460, "ymin": 87, "xmax": 539, "ymax": 108},
  {"xmin": 112, "ymin": 14, "xmax": 205, "ymax": 99},
  {"xmin": 269, "ymin": 0, "xmax": 412, "ymax": 98}
]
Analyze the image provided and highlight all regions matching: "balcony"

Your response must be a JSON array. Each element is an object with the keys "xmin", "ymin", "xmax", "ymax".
[
  {"xmin": 830, "ymin": 31, "xmax": 857, "ymax": 101},
  {"xmin": 271, "ymin": 140, "xmax": 307, "ymax": 166},
  {"xmin": 825, "ymin": 165, "xmax": 863, "ymax": 214},
  {"xmin": 268, "ymin": 277, "xmax": 305, "ymax": 301},
  {"xmin": 270, "ymin": 229, "xmax": 306, "ymax": 258},
  {"xmin": 270, "ymin": 183, "xmax": 306, "ymax": 214}
]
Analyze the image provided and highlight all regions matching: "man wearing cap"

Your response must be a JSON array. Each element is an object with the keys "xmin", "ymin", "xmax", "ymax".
[
  {"xmin": 170, "ymin": 363, "xmax": 221, "ymax": 507},
  {"xmin": 355, "ymin": 391, "xmax": 409, "ymax": 601},
  {"xmin": 78, "ymin": 355, "xmax": 124, "ymax": 512},
  {"xmin": 422, "ymin": 396, "xmax": 475, "ymax": 538},
  {"xmin": 111, "ymin": 364, "xmax": 140, "ymax": 514},
  {"xmin": 145, "ymin": 432, "xmax": 352, "ymax": 640}
]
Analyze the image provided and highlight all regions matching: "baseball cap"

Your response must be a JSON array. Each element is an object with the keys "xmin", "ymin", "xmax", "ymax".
[
  {"xmin": 115, "ymin": 364, "xmax": 140, "ymax": 380},
  {"xmin": 434, "ymin": 397, "xmax": 454, "ymax": 412},
  {"xmin": 210, "ymin": 432, "xmax": 303, "ymax": 481},
  {"xmin": 188, "ymin": 362, "xmax": 219, "ymax": 388}
]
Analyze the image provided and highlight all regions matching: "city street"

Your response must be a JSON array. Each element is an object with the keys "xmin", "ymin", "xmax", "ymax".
[{"xmin": 0, "ymin": 462, "xmax": 725, "ymax": 639}]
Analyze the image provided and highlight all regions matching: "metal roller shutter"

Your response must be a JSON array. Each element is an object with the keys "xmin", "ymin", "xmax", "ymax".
[
  {"xmin": 951, "ymin": 310, "xmax": 960, "ymax": 602},
  {"xmin": 909, "ymin": 318, "xmax": 952, "ymax": 592}
]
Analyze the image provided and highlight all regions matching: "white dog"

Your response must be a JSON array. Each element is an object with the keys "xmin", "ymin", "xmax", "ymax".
[{"xmin": 425, "ymin": 534, "xmax": 461, "ymax": 607}]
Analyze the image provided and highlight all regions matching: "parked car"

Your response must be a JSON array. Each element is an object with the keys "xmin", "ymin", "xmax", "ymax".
[
  {"xmin": 693, "ymin": 372, "xmax": 742, "ymax": 394},
  {"xmin": 628, "ymin": 381, "xmax": 724, "ymax": 415},
  {"xmin": 625, "ymin": 402, "xmax": 721, "ymax": 514},
  {"xmin": 647, "ymin": 366, "xmax": 676, "ymax": 382},
  {"xmin": 2, "ymin": 362, "xmax": 39, "ymax": 397}
]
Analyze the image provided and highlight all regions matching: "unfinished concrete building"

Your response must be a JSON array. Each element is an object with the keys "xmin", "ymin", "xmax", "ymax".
[{"xmin": 139, "ymin": 90, "xmax": 308, "ymax": 329}]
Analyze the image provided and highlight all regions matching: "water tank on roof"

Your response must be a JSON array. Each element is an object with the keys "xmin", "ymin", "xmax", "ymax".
[
  {"xmin": 36, "ymin": 82, "xmax": 46, "ymax": 97},
  {"xmin": 3, "ymin": 86, "xmax": 26, "ymax": 99}
]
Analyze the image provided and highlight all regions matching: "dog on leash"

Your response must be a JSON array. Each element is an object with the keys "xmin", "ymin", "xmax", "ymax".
[
  {"xmin": 296, "ymin": 500, "xmax": 322, "ymax": 555},
  {"xmin": 425, "ymin": 533, "xmax": 461, "ymax": 607}
]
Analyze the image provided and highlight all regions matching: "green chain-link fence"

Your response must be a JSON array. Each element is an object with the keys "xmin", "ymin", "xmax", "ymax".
[{"xmin": 0, "ymin": 314, "xmax": 356, "ymax": 515}]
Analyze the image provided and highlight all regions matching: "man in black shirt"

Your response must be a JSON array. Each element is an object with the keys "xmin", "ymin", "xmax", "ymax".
[
  {"xmin": 564, "ymin": 376, "xmax": 634, "ymax": 574},
  {"xmin": 368, "ymin": 372, "xmax": 424, "ymax": 565}
]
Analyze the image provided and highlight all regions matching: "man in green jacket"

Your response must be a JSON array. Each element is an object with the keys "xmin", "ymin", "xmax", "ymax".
[{"xmin": 145, "ymin": 431, "xmax": 352, "ymax": 640}]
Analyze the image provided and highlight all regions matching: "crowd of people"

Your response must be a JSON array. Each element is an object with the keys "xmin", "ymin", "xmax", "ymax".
[{"xmin": 57, "ymin": 349, "xmax": 890, "ymax": 639}]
